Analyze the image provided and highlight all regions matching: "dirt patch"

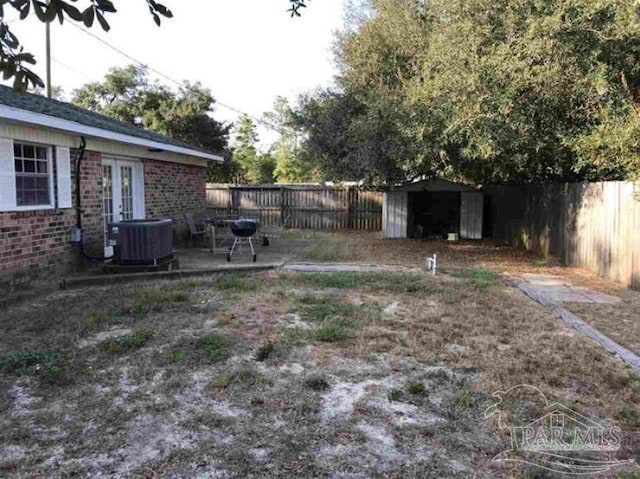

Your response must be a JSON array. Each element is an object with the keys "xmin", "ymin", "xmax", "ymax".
[
  {"xmin": 9, "ymin": 380, "xmax": 38, "ymax": 417},
  {"xmin": 78, "ymin": 328, "xmax": 133, "ymax": 349}
]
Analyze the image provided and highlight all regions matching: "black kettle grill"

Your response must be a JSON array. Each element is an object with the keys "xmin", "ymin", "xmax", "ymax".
[{"xmin": 226, "ymin": 219, "xmax": 258, "ymax": 262}]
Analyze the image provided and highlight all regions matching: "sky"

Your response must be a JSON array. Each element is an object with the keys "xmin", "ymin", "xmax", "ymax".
[{"xmin": 3, "ymin": 0, "xmax": 346, "ymax": 147}]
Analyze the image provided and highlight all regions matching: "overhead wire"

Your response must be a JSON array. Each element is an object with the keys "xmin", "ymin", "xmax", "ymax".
[{"xmin": 67, "ymin": 21, "xmax": 285, "ymax": 133}]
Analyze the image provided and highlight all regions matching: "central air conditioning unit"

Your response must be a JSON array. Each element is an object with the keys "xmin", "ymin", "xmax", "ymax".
[{"xmin": 107, "ymin": 219, "xmax": 173, "ymax": 265}]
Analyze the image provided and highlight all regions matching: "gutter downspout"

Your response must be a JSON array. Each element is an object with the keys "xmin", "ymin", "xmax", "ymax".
[
  {"xmin": 74, "ymin": 137, "xmax": 113, "ymax": 262},
  {"xmin": 75, "ymin": 136, "xmax": 86, "ymax": 230}
]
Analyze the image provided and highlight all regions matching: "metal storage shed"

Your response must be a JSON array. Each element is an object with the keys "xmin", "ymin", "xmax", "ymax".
[{"xmin": 382, "ymin": 178, "xmax": 484, "ymax": 239}]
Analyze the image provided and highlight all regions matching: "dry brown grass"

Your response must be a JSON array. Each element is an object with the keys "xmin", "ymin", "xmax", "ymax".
[
  {"xmin": 331, "ymin": 230, "xmax": 629, "ymax": 294},
  {"xmin": 267, "ymin": 268, "xmax": 638, "ymax": 421},
  {"xmin": 347, "ymin": 278, "xmax": 635, "ymax": 413},
  {"xmin": 565, "ymin": 290, "xmax": 640, "ymax": 356},
  {"xmin": 288, "ymin": 270, "xmax": 640, "ymax": 475}
]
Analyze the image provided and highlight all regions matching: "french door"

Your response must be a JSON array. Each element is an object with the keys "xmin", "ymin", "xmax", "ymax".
[{"xmin": 102, "ymin": 158, "xmax": 144, "ymax": 256}]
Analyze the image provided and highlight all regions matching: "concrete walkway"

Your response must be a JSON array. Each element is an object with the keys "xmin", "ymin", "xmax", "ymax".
[
  {"xmin": 283, "ymin": 263, "xmax": 422, "ymax": 273},
  {"xmin": 520, "ymin": 274, "xmax": 620, "ymax": 304},
  {"xmin": 514, "ymin": 275, "xmax": 640, "ymax": 371}
]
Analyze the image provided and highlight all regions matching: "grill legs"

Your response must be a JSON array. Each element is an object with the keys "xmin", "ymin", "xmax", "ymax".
[{"xmin": 226, "ymin": 236, "xmax": 257, "ymax": 263}]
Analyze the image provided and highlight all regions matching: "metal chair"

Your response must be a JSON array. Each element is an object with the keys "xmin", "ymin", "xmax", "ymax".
[{"xmin": 184, "ymin": 212, "xmax": 207, "ymax": 245}]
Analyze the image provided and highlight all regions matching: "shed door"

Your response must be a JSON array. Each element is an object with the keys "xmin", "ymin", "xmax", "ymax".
[
  {"xmin": 460, "ymin": 192, "xmax": 483, "ymax": 239},
  {"xmin": 383, "ymin": 191, "xmax": 408, "ymax": 238}
]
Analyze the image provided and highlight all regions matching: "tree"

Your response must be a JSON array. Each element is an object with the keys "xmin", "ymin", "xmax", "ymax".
[
  {"xmin": 30, "ymin": 84, "xmax": 65, "ymax": 100},
  {"xmin": 231, "ymin": 115, "xmax": 275, "ymax": 184},
  {"xmin": 297, "ymin": 0, "xmax": 640, "ymax": 184},
  {"xmin": 263, "ymin": 96, "xmax": 319, "ymax": 183},
  {"xmin": 298, "ymin": 0, "xmax": 444, "ymax": 184},
  {"xmin": 72, "ymin": 63, "xmax": 229, "ymax": 156},
  {"xmin": 1, "ymin": 0, "xmax": 310, "ymax": 92}
]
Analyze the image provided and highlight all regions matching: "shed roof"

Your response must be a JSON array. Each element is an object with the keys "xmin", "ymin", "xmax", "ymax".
[{"xmin": 389, "ymin": 177, "xmax": 477, "ymax": 192}]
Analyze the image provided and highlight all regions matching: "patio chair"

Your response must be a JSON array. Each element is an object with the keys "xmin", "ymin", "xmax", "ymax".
[{"xmin": 184, "ymin": 212, "xmax": 207, "ymax": 245}]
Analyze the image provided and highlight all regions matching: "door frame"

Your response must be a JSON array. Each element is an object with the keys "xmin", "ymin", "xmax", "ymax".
[{"xmin": 102, "ymin": 156, "xmax": 145, "ymax": 256}]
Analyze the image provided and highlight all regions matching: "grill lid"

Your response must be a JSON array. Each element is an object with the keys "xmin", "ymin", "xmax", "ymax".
[{"xmin": 231, "ymin": 219, "xmax": 257, "ymax": 237}]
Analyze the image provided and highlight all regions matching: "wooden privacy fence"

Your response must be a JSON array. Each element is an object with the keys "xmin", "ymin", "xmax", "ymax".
[
  {"xmin": 205, "ymin": 184, "xmax": 383, "ymax": 230},
  {"xmin": 486, "ymin": 181, "xmax": 640, "ymax": 289}
]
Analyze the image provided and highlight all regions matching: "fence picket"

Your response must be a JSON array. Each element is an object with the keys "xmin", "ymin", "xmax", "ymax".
[
  {"xmin": 486, "ymin": 181, "xmax": 640, "ymax": 289},
  {"xmin": 206, "ymin": 184, "xmax": 383, "ymax": 231}
]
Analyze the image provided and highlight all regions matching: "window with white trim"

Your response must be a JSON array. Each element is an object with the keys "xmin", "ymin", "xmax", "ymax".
[{"xmin": 13, "ymin": 142, "xmax": 52, "ymax": 207}]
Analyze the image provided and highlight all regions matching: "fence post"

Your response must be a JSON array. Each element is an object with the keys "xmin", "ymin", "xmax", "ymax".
[
  {"xmin": 347, "ymin": 187, "xmax": 356, "ymax": 229},
  {"xmin": 280, "ymin": 186, "xmax": 286, "ymax": 228}
]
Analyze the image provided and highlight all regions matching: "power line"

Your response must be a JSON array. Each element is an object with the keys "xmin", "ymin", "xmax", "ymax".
[
  {"xmin": 67, "ymin": 21, "xmax": 284, "ymax": 133},
  {"xmin": 52, "ymin": 56, "xmax": 92, "ymax": 81}
]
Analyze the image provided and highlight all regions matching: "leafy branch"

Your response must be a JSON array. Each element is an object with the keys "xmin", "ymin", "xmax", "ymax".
[
  {"xmin": 288, "ymin": 0, "xmax": 308, "ymax": 17},
  {"xmin": 0, "ymin": 0, "xmax": 173, "ymax": 91}
]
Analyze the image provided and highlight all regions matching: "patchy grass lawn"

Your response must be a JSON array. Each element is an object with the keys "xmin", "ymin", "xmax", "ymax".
[
  {"xmin": 0, "ymin": 268, "xmax": 638, "ymax": 478},
  {"xmin": 564, "ymin": 289, "xmax": 640, "ymax": 357}
]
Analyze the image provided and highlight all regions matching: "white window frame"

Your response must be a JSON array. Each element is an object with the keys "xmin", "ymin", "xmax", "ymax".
[{"xmin": 13, "ymin": 141, "xmax": 55, "ymax": 211}]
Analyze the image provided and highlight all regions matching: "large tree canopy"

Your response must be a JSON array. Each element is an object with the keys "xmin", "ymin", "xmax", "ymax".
[
  {"xmin": 72, "ymin": 64, "xmax": 229, "ymax": 154},
  {"xmin": 0, "ymin": 0, "xmax": 310, "ymax": 91},
  {"xmin": 297, "ymin": 0, "xmax": 640, "ymax": 184}
]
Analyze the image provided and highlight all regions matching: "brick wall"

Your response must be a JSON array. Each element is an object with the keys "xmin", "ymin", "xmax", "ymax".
[
  {"xmin": 143, "ymin": 159, "xmax": 207, "ymax": 240},
  {"xmin": 0, "ymin": 150, "xmax": 103, "ymax": 292},
  {"xmin": 0, "ymin": 152, "xmax": 205, "ymax": 292},
  {"xmin": 0, "ymin": 210, "xmax": 76, "ymax": 290},
  {"xmin": 76, "ymin": 150, "xmax": 105, "ymax": 256}
]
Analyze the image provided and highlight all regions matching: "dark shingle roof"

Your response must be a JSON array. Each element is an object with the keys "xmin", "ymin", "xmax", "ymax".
[{"xmin": 0, "ymin": 85, "xmax": 215, "ymax": 156}]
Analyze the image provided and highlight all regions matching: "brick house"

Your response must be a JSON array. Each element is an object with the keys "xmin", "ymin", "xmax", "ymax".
[{"xmin": 0, "ymin": 86, "xmax": 223, "ymax": 291}]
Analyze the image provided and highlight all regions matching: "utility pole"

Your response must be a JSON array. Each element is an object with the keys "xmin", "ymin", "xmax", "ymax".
[{"xmin": 45, "ymin": 5, "xmax": 51, "ymax": 98}]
